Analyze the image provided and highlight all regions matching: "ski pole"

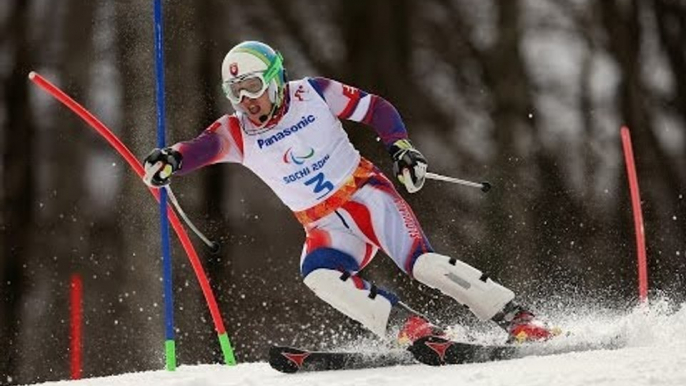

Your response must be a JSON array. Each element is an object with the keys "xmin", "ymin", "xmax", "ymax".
[
  {"xmin": 144, "ymin": 161, "xmax": 220, "ymax": 254},
  {"xmin": 425, "ymin": 172, "xmax": 492, "ymax": 193},
  {"xmin": 166, "ymin": 186, "xmax": 221, "ymax": 254}
]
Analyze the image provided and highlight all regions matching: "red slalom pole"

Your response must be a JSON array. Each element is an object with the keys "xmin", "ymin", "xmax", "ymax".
[
  {"xmin": 29, "ymin": 71, "xmax": 236, "ymax": 364},
  {"xmin": 620, "ymin": 126, "xmax": 648, "ymax": 304},
  {"xmin": 70, "ymin": 274, "xmax": 83, "ymax": 380}
]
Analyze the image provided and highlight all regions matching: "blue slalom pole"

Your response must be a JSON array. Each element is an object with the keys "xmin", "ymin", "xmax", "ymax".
[{"xmin": 153, "ymin": 0, "xmax": 176, "ymax": 371}]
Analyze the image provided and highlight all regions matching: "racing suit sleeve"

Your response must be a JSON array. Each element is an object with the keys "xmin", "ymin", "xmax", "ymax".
[
  {"xmin": 307, "ymin": 77, "xmax": 408, "ymax": 150},
  {"xmin": 171, "ymin": 114, "xmax": 244, "ymax": 175}
]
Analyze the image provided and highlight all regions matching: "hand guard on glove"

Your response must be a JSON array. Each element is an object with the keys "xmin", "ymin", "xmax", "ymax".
[
  {"xmin": 390, "ymin": 139, "xmax": 428, "ymax": 193},
  {"xmin": 142, "ymin": 147, "xmax": 183, "ymax": 187}
]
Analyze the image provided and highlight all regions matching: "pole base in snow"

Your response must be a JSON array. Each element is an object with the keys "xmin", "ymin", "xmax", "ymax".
[{"xmin": 165, "ymin": 340, "xmax": 177, "ymax": 371}]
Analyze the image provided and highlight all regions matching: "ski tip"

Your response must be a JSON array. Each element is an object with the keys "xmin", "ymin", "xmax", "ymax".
[
  {"xmin": 268, "ymin": 346, "xmax": 309, "ymax": 374},
  {"xmin": 409, "ymin": 336, "xmax": 456, "ymax": 366}
]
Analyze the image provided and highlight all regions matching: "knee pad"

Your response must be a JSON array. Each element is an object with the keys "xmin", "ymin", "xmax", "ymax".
[
  {"xmin": 303, "ymin": 268, "xmax": 395, "ymax": 337},
  {"xmin": 412, "ymin": 252, "xmax": 514, "ymax": 320}
]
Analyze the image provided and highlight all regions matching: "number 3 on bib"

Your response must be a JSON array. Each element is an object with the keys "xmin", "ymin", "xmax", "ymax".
[{"xmin": 305, "ymin": 172, "xmax": 334, "ymax": 199}]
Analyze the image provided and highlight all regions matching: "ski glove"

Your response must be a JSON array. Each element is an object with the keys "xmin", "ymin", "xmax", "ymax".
[
  {"xmin": 142, "ymin": 147, "xmax": 182, "ymax": 187},
  {"xmin": 390, "ymin": 139, "xmax": 428, "ymax": 193}
]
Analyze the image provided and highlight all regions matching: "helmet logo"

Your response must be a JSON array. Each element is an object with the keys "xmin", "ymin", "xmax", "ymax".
[{"xmin": 229, "ymin": 62, "xmax": 239, "ymax": 76}]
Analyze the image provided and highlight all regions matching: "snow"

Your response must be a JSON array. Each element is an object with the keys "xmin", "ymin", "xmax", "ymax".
[{"xmin": 22, "ymin": 301, "xmax": 686, "ymax": 386}]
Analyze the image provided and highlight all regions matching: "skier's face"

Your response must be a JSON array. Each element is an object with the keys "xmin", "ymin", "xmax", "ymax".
[{"xmin": 239, "ymin": 91, "xmax": 273, "ymax": 124}]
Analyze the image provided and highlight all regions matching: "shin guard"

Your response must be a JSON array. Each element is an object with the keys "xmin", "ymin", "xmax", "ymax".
[
  {"xmin": 303, "ymin": 269, "xmax": 394, "ymax": 337},
  {"xmin": 412, "ymin": 252, "xmax": 514, "ymax": 320}
]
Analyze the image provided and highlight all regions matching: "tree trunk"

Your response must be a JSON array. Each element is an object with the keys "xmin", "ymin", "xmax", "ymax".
[
  {"xmin": 0, "ymin": 1, "xmax": 34, "ymax": 383},
  {"xmin": 112, "ymin": 0, "xmax": 162, "ymax": 374}
]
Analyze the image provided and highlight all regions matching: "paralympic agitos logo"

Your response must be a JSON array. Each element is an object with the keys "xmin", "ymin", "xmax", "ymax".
[
  {"xmin": 283, "ymin": 147, "xmax": 315, "ymax": 165},
  {"xmin": 257, "ymin": 115, "xmax": 316, "ymax": 149}
]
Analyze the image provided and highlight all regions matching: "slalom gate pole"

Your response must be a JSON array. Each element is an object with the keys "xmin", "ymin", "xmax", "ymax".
[
  {"xmin": 152, "ymin": 0, "xmax": 177, "ymax": 371},
  {"xmin": 620, "ymin": 126, "xmax": 648, "ymax": 304},
  {"xmin": 70, "ymin": 274, "xmax": 83, "ymax": 380},
  {"xmin": 28, "ymin": 71, "xmax": 237, "ymax": 365}
]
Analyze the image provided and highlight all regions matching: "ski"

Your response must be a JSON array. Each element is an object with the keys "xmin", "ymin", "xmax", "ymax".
[
  {"xmin": 409, "ymin": 334, "xmax": 626, "ymax": 366},
  {"xmin": 270, "ymin": 333, "xmax": 625, "ymax": 372},
  {"xmin": 409, "ymin": 336, "xmax": 516, "ymax": 366},
  {"xmin": 268, "ymin": 345, "xmax": 415, "ymax": 373}
]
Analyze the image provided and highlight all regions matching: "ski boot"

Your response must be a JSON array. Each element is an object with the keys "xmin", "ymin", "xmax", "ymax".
[
  {"xmin": 492, "ymin": 302, "xmax": 561, "ymax": 343},
  {"xmin": 390, "ymin": 303, "xmax": 445, "ymax": 346}
]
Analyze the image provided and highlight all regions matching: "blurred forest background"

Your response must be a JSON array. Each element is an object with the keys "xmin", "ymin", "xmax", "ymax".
[{"xmin": 1, "ymin": 0, "xmax": 685, "ymax": 384}]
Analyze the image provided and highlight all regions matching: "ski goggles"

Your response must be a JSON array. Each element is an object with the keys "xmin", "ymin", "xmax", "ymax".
[{"xmin": 222, "ymin": 73, "xmax": 269, "ymax": 104}]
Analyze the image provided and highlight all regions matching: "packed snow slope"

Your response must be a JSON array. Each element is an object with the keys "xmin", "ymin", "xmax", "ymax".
[{"xmin": 25, "ymin": 301, "xmax": 686, "ymax": 386}]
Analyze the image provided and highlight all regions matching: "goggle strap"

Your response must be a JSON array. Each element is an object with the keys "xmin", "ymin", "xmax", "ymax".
[{"xmin": 263, "ymin": 51, "xmax": 283, "ymax": 84}]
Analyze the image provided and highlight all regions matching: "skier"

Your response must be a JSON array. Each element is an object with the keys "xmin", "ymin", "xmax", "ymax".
[{"xmin": 143, "ymin": 41, "xmax": 556, "ymax": 345}]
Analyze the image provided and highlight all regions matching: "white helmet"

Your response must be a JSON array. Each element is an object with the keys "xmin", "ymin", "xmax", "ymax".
[{"xmin": 221, "ymin": 41, "xmax": 287, "ymax": 120}]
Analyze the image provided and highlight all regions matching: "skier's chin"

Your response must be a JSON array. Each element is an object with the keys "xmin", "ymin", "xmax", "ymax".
[{"xmin": 245, "ymin": 107, "xmax": 262, "ymax": 123}]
